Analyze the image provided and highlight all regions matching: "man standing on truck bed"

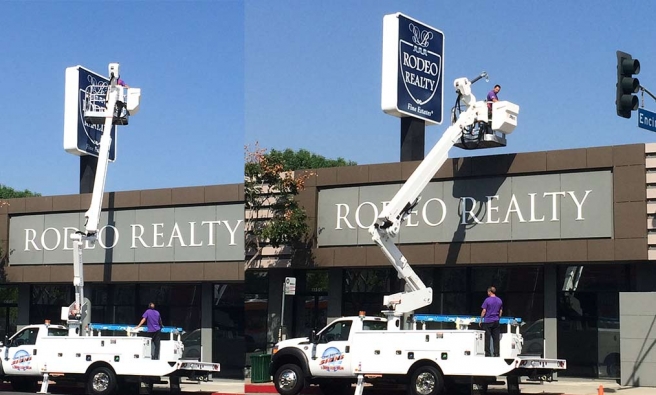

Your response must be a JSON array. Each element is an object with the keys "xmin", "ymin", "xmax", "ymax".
[
  {"xmin": 135, "ymin": 302, "xmax": 163, "ymax": 360},
  {"xmin": 479, "ymin": 286, "xmax": 503, "ymax": 357}
]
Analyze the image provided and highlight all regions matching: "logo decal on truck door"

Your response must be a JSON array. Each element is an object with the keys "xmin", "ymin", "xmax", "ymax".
[
  {"xmin": 11, "ymin": 350, "xmax": 32, "ymax": 371},
  {"xmin": 319, "ymin": 347, "xmax": 344, "ymax": 372}
]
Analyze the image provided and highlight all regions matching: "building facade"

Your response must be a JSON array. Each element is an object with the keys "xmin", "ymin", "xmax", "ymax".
[
  {"xmin": 247, "ymin": 143, "xmax": 656, "ymax": 379},
  {"xmin": 0, "ymin": 184, "xmax": 245, "ymax": 378}
]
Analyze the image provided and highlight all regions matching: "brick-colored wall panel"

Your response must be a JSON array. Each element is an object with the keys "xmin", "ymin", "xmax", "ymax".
[
  {"xmin": 297, "ymin": 188, "xmax": 317, "ymax": 218},
  {"xmin": 587, "ymin": 146, "xmax": 613, "ymax": 169},
  {"xmin": 615, "ymin": 202, "xmax": 647, "ymax": 239},
  {"xmin": 366, "ymin": 246, "xmax": 386, "ymax": 266},
  {"xmin": 108, "ymin": 191, "xmax": 141, "ymax": 209},
  {"xmin": 0, "ymin": 214, "xmax": 8, "ymax": 243},
  {"xmin": 52, "ymin": 195, "xmax": 81, "ymax": 212},
  {"xmin": 470, "ymin": 242, "xmax": 508, "ymax": 264},
  {"xmin": 508, "ymin": 241, "xmax": 547, "ymax": 263},
  {"xmin": 172, "ymin": 187, "xmax": 205, "ymax": 205},
  {"xmin": 315, "ymin": 168, "xmax": 338, "ymax": 186},
  {"xmin": 334, "ymin": 247, "xmax": 366, "ymax": 267},
  {"xmin": 399, "ymin": 244, "xmax": 435, "ymax": 265},
  {"xmin": 84, "ymin": 265, "xmax": 105, "ymax": 282},
  {"xmin": 140, "ymin": 189, "xmax": 173, "ymax": 207},
  {"xmin": 171, "ymin": 262, "xmax": 205, "ymax": 281},
  {"xmin": 613, "ymin": 144, "xmax": 644, "ymax": 167},
  {"xmin": 546, "ymin": 240, "xmax": 587, "ymax": 262},
  {"xmin": 587, "ymin": 239, "xmax": 614, "ymax": 261},
  {"xmin": 435, "ymin": 243, "xmax": 470, "ymax": 264},
  {"xmin": 471, "ymin": 155, "xmax": 516, "ymax": 177},
  {"xmin": 139, "ymin": 263, "xmax": 171, "ymax": 281},
  {"xmin": 23, "ymin": 266, "xmax": 51, "ymax": 282},
  {"xmin": 25, "ymin": 196, "xmax": 53, "ymax": 213},
  {"xmin": 615, "ymin": 238, "xmax": 648, "ymax": 260},
  {"xmin": 203, "ymin": 262, "xmax": 241, "ymax": 281},
  {"xmin": 507, "ymin": 152, "xmax": 547, "ymax": 175},
  {"xmin": 5, "ymin": 267, "xmax": 22, "ymax": 282},
  {"xmin": 336, "ymin": 166, "xmax": 369, "ymax": 185},
  {"xmin": 546, "ymin": 149, "xmax": 587, "ymax": 171},
  {"xmin": 111, "ymin": 265, "xmax": 139, "ymax": 282},
  {"xmin": 614, "ymin": 165, "xmax": 647, "ymax": 202},
  {"xmin": 50, "ymin": 265, "xmax": 74, "ymax": 283},
  {"xmin": 314, "ymin": 248, "xmax": 335, "ymax": 267},
  {"xmin": 205, "ymin": 184, "xmax": 240, "ymax": 203},
  {"xmin": 6, "ymin": 198, "xmax": 25, "ymax": 214},
  {"xmin": 368, "ymin": 163, "xmax": 401, "ymax": 183}
]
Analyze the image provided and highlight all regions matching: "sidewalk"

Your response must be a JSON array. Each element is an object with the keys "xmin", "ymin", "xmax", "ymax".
[{"xmin": 243, "ymin": 377, "xmax": 656, "ymax": 395}]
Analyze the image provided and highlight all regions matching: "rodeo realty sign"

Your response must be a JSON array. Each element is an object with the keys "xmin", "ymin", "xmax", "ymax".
[
  {"xmin": 8, "ymin": 204, "xmax": 244, "ymax": 264},
  {"xmin": 317, "ymin": 171, "xmax": 613, "ymax": 246},
  {"xmin": 381, "ymin": 12, "xmax": 444, "ymax": 124}
]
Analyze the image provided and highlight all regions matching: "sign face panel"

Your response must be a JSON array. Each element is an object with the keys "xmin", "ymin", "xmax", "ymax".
[
  {"xmin": 8, "ymin": 204, "xmax": 244, "ymax": 264},
  {"xmin": 64, "ymin": 65, "xmax": 117, "ymax": 161},
  {"xmin": 382, "ymin": 13, "xmax": 444, "ymax": 125},
  {"xmin": 284, "ymin": 277, "xmax": 297, "ymax": 295},
  {"xmin": 638, "ymin": 108, "xmax": 656, "ymax": 133},
  {"xmin": 317, "ymin": 171, "xmax": 613, "ymax": 246}
]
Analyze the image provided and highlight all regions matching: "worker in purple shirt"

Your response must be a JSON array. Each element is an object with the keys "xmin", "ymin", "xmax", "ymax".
[
  {"xmin": 135, "ymin": 302, "xmax": 163, "ymax": 360},
  {"xmin": 479, "ymin": 286, "xmax": 503, "ymax": 357},
  {"xmin": 486, "ymin": 84, "xmax": 501, "ymax": 122}
]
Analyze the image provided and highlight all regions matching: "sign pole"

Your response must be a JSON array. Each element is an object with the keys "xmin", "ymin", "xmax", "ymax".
[
  {"xmin": 80, "ymin": 155, "xmax": 98, "ymax": 194},
  {"xmin": 400, "ymin": 117, "xmax": 425, "ymax": 161},
  {"xmin": 279, "ymin": 281, "xmax": 286, "ymax": 342}
]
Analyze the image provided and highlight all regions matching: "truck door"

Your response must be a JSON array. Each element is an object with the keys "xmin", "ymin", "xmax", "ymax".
[
  {"xmin": 309, "ymin": 320, "xmax": 352, "ymax": 377},
  {"xmin": 3, "ymin": 327, "xmax": 40, "ymax": 376}
]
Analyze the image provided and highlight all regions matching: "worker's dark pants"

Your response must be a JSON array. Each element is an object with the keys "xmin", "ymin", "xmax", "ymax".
[
  {"xmin": 146, "ymin": 330, "xmax": 162, "ymax": 360},
  {"xmin": 483, "ymin": 321, "xmax": 501, "ymax": 357}
]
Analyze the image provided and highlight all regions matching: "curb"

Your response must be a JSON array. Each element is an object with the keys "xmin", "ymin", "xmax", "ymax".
[{"xmin": 246, "ymin": 383, "xmax": 320, "ymax": 394}]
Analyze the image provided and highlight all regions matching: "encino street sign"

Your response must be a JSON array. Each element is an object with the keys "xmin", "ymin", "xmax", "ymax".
[{"xmin": 638, "ymin": 108, "xmax": 656, "ymax": 133}]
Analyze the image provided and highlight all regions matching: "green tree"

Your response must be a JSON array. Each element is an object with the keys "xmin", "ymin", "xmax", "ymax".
[
  {"xmin": 244, "ymin": 146, "xmax": 356, "ymax": 268},
  {"xmin": 266, "ymin": 148, "xmax": 356, "ymax": 171},
  {"xmin": 0, "ymin": 184, "xmax": 40, "ymax": 199}
]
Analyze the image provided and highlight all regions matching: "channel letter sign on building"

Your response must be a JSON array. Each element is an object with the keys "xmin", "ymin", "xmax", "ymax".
[
  {"xmin": 381, "ymin": 12, "xmax": 444, "ymax": 125},
  {"xmin": 8, "ymin": 204, "xmax": 244, "ymax": 265},
  {"xmin": 317, "ymin": 171, "xmax": 613, "ymax": 246},
  {"xmin": 64, "ymin": 65, "xmax": 117, "ymax": 161}
]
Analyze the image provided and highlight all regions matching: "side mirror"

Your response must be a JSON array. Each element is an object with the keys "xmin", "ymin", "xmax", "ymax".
[{"xmin": 310, "ymin": 330, "xmax": 318, "ymax": 344}]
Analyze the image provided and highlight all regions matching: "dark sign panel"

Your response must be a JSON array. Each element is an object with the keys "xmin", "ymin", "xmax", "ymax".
[{"xmin": 382, "ymin": 13, "xmax": 444, "ymax": 125}]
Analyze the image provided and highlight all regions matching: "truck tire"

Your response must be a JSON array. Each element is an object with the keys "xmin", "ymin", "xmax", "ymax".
[
  {"xmin": 274, "ymin": 363, "xmax": 305, "ymax": 395},
  {"xmin": 87, "ymin": 366, "xmax": 118, "ymax": 395},
  {"xmin": 408, "ymin": 365, "xmax": 444, "ymax": 395}
]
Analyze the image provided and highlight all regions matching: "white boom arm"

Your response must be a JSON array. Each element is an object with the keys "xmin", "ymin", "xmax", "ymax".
[
  {"xmin": 67, "ymin": 63, "xmax": 140, "ymax": 336},
  {"xmin": 370, "ymin": 72, "xmax": 519, "ymax": 321}
]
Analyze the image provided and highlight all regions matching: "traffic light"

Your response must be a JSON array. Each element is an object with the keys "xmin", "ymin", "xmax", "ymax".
[{"xmin": 616, "ymin": 50, "xmax": 640, "ymax": 119}]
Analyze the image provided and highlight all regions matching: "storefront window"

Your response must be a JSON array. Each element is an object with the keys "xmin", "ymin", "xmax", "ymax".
[
  {"xmin": 342, "ymin": 269, "xmax": 392, "ymax": 316},
  {"xmin": 245, "ymin": 271, "xmax": 268, "ymax": 353},
  {"xmin": 212, "ymin": 283, "xmax": 244, "ymax": 379},
  {"xmin": 0, "ymin": 286, "xmax": 18, "ymax": 338},
  {"xmin": 557, "ymin": 265, "xmax": 627, "ymax": 379},
  {"xmin": 30, "ymin": 285, "xmax": 72, "ymax": 325}
]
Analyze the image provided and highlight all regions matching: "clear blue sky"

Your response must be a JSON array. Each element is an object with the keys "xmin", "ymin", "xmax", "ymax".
[
  {"xmin": 5, "ymin": 2, "xmax": 656, "ymax": 196},
  {"xmin": 245, "ymin": 1, "xmax": 656, "ymax": 165},
  {"xmin": 1, "ymin": 1, "xmax": 244, "ymax": 196}
]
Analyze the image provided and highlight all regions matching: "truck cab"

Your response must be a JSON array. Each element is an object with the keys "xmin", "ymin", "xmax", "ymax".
[{"xmin": 271, "ymin": 316, "xmax": 386, "ymax": 394}]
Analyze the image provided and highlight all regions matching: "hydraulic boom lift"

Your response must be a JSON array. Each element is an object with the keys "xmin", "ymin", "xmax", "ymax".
[
  {"xmin": 369, "ymin": 72, "xmax": 519, "ymax": 330},
  {"xmin": 67, "ymin": 63, "xmax": 141, "ymax": 336}
]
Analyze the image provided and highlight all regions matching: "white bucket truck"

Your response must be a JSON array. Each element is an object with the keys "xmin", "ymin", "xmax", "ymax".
[
  {"xmin": 270, "ymin": 70, "xmax": 565, "ymax": 395},
  {"xmin": 0, "ymin": 63, "xmax": 219, "ymax": 395}
]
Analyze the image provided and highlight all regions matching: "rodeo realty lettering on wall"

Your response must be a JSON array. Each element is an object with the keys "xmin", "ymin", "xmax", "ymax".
[
  {"xmin": 8, "ymin": 204, "xmax": 244, "ymax": 264},
  {"xmin": 317, "ymin": 171, "xmax": 613, "ymax": 246}
]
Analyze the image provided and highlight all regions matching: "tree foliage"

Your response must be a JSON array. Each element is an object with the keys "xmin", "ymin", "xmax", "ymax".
[
  {"xmin": 245, "ymin": 145, "xmax": 312, "ymax": 268},
  {"xmin": 0, "ymin": 184, "xmax": 40, "ymax": 199},
  {"xmin": 266, "ymin": 148, "xmax": 356, "ymax": 171}
]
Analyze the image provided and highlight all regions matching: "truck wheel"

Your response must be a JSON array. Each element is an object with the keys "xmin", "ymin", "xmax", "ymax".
[
  {"xmin": 87, "ymin": 366, "xmax": 118, "ymax": 395},
  {"xmin": 274, "ymin": 363, "xmax": 305, "ymax": 395},
  {"xmin": 408, "ymin": 365, "xmax": 444, "ymax": 395}
]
